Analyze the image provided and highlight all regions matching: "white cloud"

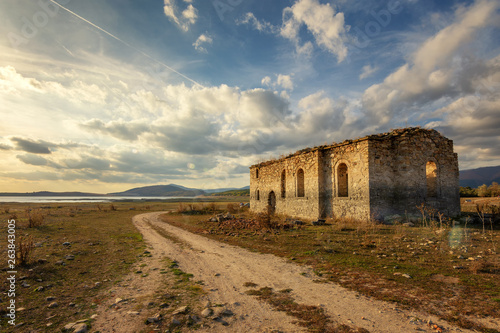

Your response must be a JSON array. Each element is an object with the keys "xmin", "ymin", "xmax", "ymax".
[
  {"xmin": 361, "ymin": 0, "xmax": 500, "ymax": 125},
  {"xmin": 163, "ymin": 0, "xmax": 198, "ymax": 31},
  {"xmin": 359, "ymin": 65, "xmax": 378, "ymax": 80},
  {"xmin": 193, "ymin": 33, "xmax": 213, "ymax": 52},
  {"xmin": 260, "ymin": 74, "xmax": 294, "ymax": 91},
  {"xmin": 261, "ymin": 76, "xmax": 272, "ymax": 86},
  {"xmin": 239, "ymin": 0, "xmax": 348, "ymax": 61},
  {"xmin": 277, "ymin": 74, "xmax": 294, "ymax": 91},
  {"xmin": 281, "ymin": 0, "xmax": 348, "ymax": 62},
  {"xmin": 238, "ymin": 13, "xmax": 278, "ymax": 33}
]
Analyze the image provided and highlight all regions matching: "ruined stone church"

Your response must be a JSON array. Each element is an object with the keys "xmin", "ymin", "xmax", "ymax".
[{"xmin": 249, "ymin": 128, "xmax": 460, "ymax": 221}]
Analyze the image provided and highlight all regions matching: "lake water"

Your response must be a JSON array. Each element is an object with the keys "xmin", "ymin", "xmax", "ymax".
[{"xmin": 0, "ymin": 196, "xmax": 194, "ymax": 203}]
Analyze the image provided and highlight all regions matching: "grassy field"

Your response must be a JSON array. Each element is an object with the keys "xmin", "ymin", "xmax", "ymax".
[
  {"xmin": 160, "ymin": 198, "xmax": 500, "ymax": 333},
  {"xmin": 1, "ymin": 197, "xmax": 499, "ymax": 332},
  {"xmin": 0, "ymin": 199, "xmax": 241, "ymax": 332}
]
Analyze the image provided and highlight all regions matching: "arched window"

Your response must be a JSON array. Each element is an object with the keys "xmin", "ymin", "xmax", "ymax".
[
  {"xmin": 281, "ymin": 170, "xmax": 286, "ymax": 198},
  {"xmin": 256, "ymin": 190, "xmax": 260, "ymax": 200},
  {"xmin": 268, "ymin": 191, "xmax": 276, "ymax": 215},
  {"xmin": 426, "ymin": 161, "xmax": 437, "ymax": 198},
  {"xmin": 338, "ymin": 163, "xmax": 348, "ymax": 197},
  {"xmin": 297, "ymin": 168, "xmax": 305, "ymax": 197}
]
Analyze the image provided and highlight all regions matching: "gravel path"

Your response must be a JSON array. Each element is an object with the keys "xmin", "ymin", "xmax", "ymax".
[{"xmin": 94, "ymin": 212, "xmax": 481, "ymax": 332}]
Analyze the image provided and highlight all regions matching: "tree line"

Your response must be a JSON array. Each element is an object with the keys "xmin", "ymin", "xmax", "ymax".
[{"xmin": 460, "ymin": 182, "xmax": 500, "ymax": 197}]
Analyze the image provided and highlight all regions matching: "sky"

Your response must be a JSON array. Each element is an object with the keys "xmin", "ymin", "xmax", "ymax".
[{"xmin": 0, "ymin": 0, "xmax": 499, "ymax": 193}]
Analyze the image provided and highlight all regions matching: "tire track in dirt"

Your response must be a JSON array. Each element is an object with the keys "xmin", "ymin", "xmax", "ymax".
[{"xmin": 129, "ymin": 212, "xmax": 479, "ymax": 333}]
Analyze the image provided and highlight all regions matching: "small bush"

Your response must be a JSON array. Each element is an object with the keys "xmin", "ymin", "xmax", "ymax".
[
  {"xmin": 226, "ymin": 203, "xmax": 238, "ymax": 214},
  {"xmin": 17, "ymin": 235, "xmax": 34, "ymax": 266},
  {"xmin": 4, "ymin": 207, "xmax": 10, "ymax": 214},
  {"xmin": 27, "ymin": 209, "xmax": 45, "ymax": 228},
  {"xmin": 177, "ymin": 203, "xmax": 187, "ymax": 213}
]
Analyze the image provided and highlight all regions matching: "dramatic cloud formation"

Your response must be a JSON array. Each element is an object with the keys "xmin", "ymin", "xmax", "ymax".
[
  {"xmin": 0, "ymin": 0, "xmax": 499, "ymax": 192},
  {"xmin": 361, "ymin": 0, "xmax": 500, "ymax": 125}
]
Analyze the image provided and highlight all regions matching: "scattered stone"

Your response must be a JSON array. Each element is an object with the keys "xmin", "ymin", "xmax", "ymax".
[
  {"xmin": 17, "ymin": 307, "xmax": 26, "ymax": 311},
  {"xmin": 402, "ymin": 274, "xmax": 412, "ymax": 279},
  {"xmin": 201, "ymin": 308, "xmax": 213, "ymax": 318},
  {"xmin": 127, "ymin": 311, "xmax": 140, "ymax": 316},
  {"xmin": 115, "ymin": 298, "xmax": 123, "ymax": 304},
  {"xmin": 159, "ymin": 302, "xmax": 169, "ymax": 308},
  {"xmin": 147, "ymin": 313, "xmax": 162, "ymax": 323},
  {"xmin": 214, "ymin": 273, "xmax": 221, "ymax": 277},
  {"xmin": 55, "ymin": 260, "xmax": 65, "ymax": 265},
  {"xmin": 46, "ymin": 296, "xmax": 56, "ymax": 302},
  {"xmin": 402, "ymin": 222, "xmax": 414, "ymax": 227},
  {"xmin": 38, "ymin": 258, "xmax": 48, "ymax": 264},
  {"xmin": 47, "ymin": 302, "xmax": 58, "ymax": 308},
  {"xmin": 63, "ymin": 322, "xmax": 77, "ymax": 331},
  {"xmin": 90, "ymin": 314, "xmax": 98, "ymax": 319},
  {"xmin": 467, "ymin": 257, "xmax": 476, "ymax": 261},
  {"xmin": 171, "ymin": 318, "xmax": 181, "ymax": 326},
  {"xmin": 94, "ymin": 282, "xmax": 101, "ymax": 287},
  {"xmin": 188, "ymin": 315, "xmax": 201, "ymax": 324},
  {"xmin": 457, "ymin": 255, "xmax": 465, "ymax": 259},
  {"xmin": 22, "ymin": 283, "xmax": 31, "ymax": 288},
  {"xmin": 453, "ymin": 266, "xmax": 464, "ymax": 269},
  {"xmin": 221, "ymin": 309, "xmax": 234, "ymax": 316},
  {"xmin": 172, "ymin": 306, "xmax": 188, "ymax": 315},
  {"xmin": 63, "ymin": 242, "xmax": 71, "ymax": 246},
  {"xmin": 72, "ymin": 323, "xmax": 88, "ymax": 333},
  {"xmin": 65, "ymin": 255, "xmax": 75, "ymax": 260},
  {"xmin": 68, "ymin": 303, "xmax": 76, "ymax": 307}
]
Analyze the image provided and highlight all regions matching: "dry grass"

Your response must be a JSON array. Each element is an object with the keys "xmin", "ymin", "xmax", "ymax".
[
  {"xmin": 26, "ymin": 208, "xmax": 45, "ymax": 228},
  {"xmin": 245, "ymin": 286, "xmax": 367, "ymax": 333},
  {"xmin": 17, "ymin": 234, "xmax": 34, "ymax": 266}
]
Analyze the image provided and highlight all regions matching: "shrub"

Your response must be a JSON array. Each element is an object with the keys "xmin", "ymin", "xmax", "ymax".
[
  {"xmin": 226, "ymin": 203, "xmax": 238, "ymax": 214},
  {"xmin": 177, "ymin": 203, "xmax": 187, "ymax": 213},
  {"xmin": 27, "ymin": 209, "xmax": 45, "ymax": 228},
  {"xmin": 17, "ymin": 235, "xmax": 34, "ymax": 266}
]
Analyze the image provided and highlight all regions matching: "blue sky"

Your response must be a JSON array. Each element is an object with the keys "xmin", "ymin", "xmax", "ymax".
[{"xmin": 0, "ymin": 0, "xmax": 499, "ymax": 193}]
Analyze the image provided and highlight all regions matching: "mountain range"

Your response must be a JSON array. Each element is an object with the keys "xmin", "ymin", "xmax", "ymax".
[
  {"xmin": 0, "ymin": 184, "xmax": 250, "ymax": 197},
  {"xmin": 459, "ymin": 165, "xmax": 500, "ymax": 188}
]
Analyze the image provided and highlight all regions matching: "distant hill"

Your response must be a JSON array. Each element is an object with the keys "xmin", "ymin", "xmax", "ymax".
[
  {"xmin": 210, "ymin": 186, "xmax": 250, "ymax": 196},
  {"xmin": 460, "ymin": 165, "xmax": 500, "ymax": 188},
  {"xmin": 108, "ymin": 184, "xmax": 205, "ymax": 197}
]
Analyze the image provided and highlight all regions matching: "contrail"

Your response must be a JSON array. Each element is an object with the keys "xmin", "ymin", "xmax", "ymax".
[{"xmin": 48, "ymin": 0, "xmax": 204, "ymax": 88}]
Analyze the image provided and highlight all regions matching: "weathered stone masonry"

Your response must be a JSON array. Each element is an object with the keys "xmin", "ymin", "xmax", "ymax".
[{"xmin": 250, "ymin": 128, "xmax": 460, "ymax": 221}]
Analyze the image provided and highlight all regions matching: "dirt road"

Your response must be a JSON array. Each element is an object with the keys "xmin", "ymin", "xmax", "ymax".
[{"xmin": 94, "ymin": 212, "xmax": 481, "ymax": 332}]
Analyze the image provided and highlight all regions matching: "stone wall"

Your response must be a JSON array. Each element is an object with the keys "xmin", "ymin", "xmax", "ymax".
[
  {"xmin": 250, "ymin": 127, "xmax": 460, "ymax": 221},
  {"xmin": 367, "ymin": 128, "xmax": 460, "ymax": 219},
  {"xmin": 319, "ymin": 140, "xmax": 371, "ymax": 220},
  {"xmin": 250, "ymin": 150, "xmax": 321, "ymax": 220}
]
